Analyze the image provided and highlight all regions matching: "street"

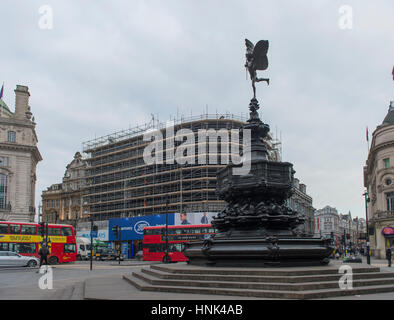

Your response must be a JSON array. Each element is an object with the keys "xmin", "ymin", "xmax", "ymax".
[
  {"xmin": 0, "ymin": 260, "xmax": 154, "ymax": 300},
  {"xmin": 1, "ymin": 257, "xmax": 394, "ymax": 300}
]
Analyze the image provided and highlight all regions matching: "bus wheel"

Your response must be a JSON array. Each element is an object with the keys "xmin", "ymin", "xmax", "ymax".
[
  {"xmin": 49, "ymin": 256, "xmax": 58, "ymax": 265},
  {"xmin": 27, "ymin": 260, "xmax": 37, "ymax": 268},
  {"xmin": 162, "ymin": 255, "xmax": 171, "ymax": 263}
]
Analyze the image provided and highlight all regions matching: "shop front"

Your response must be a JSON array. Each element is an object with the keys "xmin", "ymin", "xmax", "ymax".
[
  {"xmin": 382, "ymin": 226, "xmax": 394, "ymax": 251},
  {"xmin": 108, "ymin": 214, "xmax": 175, "ymax": 259}
]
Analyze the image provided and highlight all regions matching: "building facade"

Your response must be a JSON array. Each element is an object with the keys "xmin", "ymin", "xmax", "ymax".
[
  {"xmin": 364, "ymin": 101, "xmax": 394, "ymax": 258},
  {"xmin": 314, "ymin": 205, "xmax": 340, "ymax": 243},
  {"xmin": 41, "ymin": 152, "xmax": 88, "ymax": 227},
  {"xmin": 288, "ymin": 178, "xmax": 315, "ymax": 235},
  {"xmin": 0, "ymin": 85, "xmax": 42, "ymax": 222},
  {"xmin": 81, "ymin": 115, "xmax": 251, "ymax": 222}
]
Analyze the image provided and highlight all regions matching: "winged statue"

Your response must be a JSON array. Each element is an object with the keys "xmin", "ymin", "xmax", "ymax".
[{"xmin": 245, "ymin": 39, "xmax": 269, "ymax": 100}]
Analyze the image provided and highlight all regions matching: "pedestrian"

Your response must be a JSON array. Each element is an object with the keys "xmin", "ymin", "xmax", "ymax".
[
  {"xmin": 36, "ymin": 242, "xmax": 50, "ymax": 273},
  {"xmin": 386, "ymin": 248, "xmax": 392, "ymax": 267}
]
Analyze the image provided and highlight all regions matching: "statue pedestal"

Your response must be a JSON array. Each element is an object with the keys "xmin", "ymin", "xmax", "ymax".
[{"xmin": 184, "ymin": 233, "xmax": 332, "ymax": 267}]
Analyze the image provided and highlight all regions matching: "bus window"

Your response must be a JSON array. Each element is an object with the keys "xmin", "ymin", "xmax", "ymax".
[
  {"xmin": 9, "ymin": 224, "xmax": 21, "ymax": 234},
  {"xmin": 0, "ymin": 243, "xmax": 8, "ymax": 251},
  {"xmin": 175, "ymin": 229, "xmax": 182, "ymax": 235},
  {"xmin": 170, "ymin": 243, "xmax": 183, "ymax": 252},
  {"xmin": 193, "ymin": 228, "xmax": 201, "ymax": 234},
  {"xmin": 21, "ymin": 225, "xmax": 36, "ymax": 235},
  {"xmin": 48, "ymin": 228, "xmax": 61, "ymax": 236},
  {"xmin": 0, "ymin": 224, "xmax": 8, "ymax": 234},
  {"xmin": 18, "ymin": 243, "xmax": 36, "ymax": 254},
  {"xmin": 64, "ymin": 244, "xmax": 76, "ymax": 253},
  {"xmin": 61, "ymin": 227, "xmax": 73, "ymax": 236}
]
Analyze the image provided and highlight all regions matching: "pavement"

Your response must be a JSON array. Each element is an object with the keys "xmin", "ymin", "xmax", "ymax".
[{"xmin": 2, "ymin": 257, "xmax": 394, "ymax": 300}]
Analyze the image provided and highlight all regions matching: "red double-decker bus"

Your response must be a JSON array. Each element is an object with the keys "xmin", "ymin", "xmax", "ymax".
[
  {"xmin": 142, "ymin": 224, "xmax": 215, "ymax": 263},
  {"xmin": 0, "ymin": 221, "xmax": 77, "ymax": 264}
]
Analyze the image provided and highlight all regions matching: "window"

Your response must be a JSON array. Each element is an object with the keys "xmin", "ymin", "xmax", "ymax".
[
  {"xmin": 0, "ymin": 243, "xmax": 8, "ymax": 251},
  {"xmin": 0, "ymin": 224, "xmax": 8, "ymax": 234},
  {"xmin": 0, "ymin": 174, "xmax": 7, "ymax": 210},
  {"xmin": 17, "ymin": 243, "xmax": 36, "ymax": 254},
  {"xmin": 7, "ymin": 131, "xmax": 16, "ymax": 143},
  {"xmin": 384, "ymin": 158, "xmax": 390, "ymax": 169},
  {"xmin": 0, "ymin": 156, "xmax": 9, "ymax": 167},
  {"xmin": 387, "ymin": 192, "xmax": 394, "ymax": 211},
  {"xmin": 79, "ymin": 245, "xmax": 85, "ymax": 251},
  {"xmin": 61, "ymin": 227, "xmax": 73, "ymax": 236},
  {"xmin": 48, "ymin": 227, "xmax": 61, "ymax": 236},
  {"xmin": 21, "ymin": 225, "xmax": 36, "ymax": 235},
  {"xmin": 64, "ymin": 244, "xmax": 76, "ymax": 253},
  {"xmin": 9, "ymin": 224, "xmax": 20, "ymax": 234}
]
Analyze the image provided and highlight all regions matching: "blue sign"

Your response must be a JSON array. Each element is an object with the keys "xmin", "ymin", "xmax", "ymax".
[
  {"xmin": 108, "ymin": 214, "xmax": 175, "ymax": 241},
  {"xmin": 90, "ymin": 231, "xmax": 98, "ymax": 238}
]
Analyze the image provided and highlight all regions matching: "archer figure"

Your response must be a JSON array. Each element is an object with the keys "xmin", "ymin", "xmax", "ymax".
[{"xmin": 245, "ymin": 39, "xmax": 270, "ymax": 100}]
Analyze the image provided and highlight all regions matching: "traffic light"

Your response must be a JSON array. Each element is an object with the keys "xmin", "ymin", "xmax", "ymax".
[
  {"xmin": 40, "ymin": 222, "xmax": 45, "ymax": 237},
  {"xmin": 112, "ymin": 225, "xmax": 119, "ymax": 238},
  {"xmin": 346, "ymin": 233, "xmax": 350, "ymax": 239}
]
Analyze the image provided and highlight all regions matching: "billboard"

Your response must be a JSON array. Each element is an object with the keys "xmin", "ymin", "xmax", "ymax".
[
  {"xmin": 174, "ymin": 212, "xmax": 217, "ymax": 226},
  {"xmin": 108, "ymin": 214, "xmax": 175, "ymax": 241},
  {"xmin": 76, "ymin": 220, "xmax": 109, "ymax": 241}
]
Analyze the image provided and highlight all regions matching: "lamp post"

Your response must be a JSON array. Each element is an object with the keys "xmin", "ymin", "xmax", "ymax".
[
  {"xmin": 363, "ymin": 191, "xmax": 371, "ymax": 265},
  {"xmin": 90, "ymin": 215, "xmax": 93, "ymax": 271},
  {"xmin": 164, "ymin": 194, "xmax": 170, "ymax": 264}
]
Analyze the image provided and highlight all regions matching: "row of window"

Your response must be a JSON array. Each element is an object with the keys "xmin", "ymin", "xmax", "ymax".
[
  {"xmin": 0, "ymin": 242, "xmax": 76, "ymax": 254},
  {"xmin": 143, "ymin": 227, "xmax": 215, "ymax": 236},
  {"xmin": 0, "ymin": 224, "xmax": 73, "ymax": 236},
  {"xmin": 143, "ymin": 243, "xmax": 184, "ymax": 253}
]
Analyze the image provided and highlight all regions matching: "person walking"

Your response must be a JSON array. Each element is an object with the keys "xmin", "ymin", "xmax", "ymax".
[
  {"xmin": 386, "ymin": 248, "xmax": 392, "ymax": 267},
  {"xmin": 36, "ymin": 242, "xmax": 50, "ymax": 272}
]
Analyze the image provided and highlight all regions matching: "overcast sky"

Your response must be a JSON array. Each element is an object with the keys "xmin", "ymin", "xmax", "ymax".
[{"xmin": 1, "ymin": 0, "xmax": 393, "ymax": 220}]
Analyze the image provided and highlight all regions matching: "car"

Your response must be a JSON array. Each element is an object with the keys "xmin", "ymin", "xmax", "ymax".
[
  {"xmin": 95, "ymin": 248, "xmax": 124, "ymax": 261},
  {"xmin": 343, "ymin": 255, "xmax": 362, "ymax": 263},
  {"xmin": 0, "ymin": 251, "xmax": 39, "ymax": 267}
]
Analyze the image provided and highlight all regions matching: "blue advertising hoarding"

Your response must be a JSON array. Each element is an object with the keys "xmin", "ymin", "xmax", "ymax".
[{"xmin": 108, "ymin": 213, "xmax": 175, "ymax": 241}]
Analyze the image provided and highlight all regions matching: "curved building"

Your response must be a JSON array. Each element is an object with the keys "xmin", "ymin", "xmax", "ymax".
[{"xmin": 364, "ymin": 101, "xmax": 394, "ymax": 258}]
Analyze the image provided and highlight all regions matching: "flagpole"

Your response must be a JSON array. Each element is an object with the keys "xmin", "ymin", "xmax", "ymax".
[{"xmin": 366, "ymin": 126, "xmax": 370, "ymax": 155}]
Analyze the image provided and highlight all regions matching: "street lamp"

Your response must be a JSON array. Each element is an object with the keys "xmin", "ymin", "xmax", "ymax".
[
  {"xmin": 164, "ymin": 194, "xmax": 170, "ymax": 264},
  {"xmin": 363, "ymin": 191, "xmax": 371, "ymax": 265}
]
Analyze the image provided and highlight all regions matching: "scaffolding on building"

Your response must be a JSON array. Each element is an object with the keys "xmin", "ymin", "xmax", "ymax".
[{"xmin": 81, "ymin": 113, "xmax": 282, "ymax": 221}]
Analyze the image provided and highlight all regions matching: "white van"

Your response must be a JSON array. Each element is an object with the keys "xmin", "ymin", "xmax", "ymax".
[{"xmin": 76, "ymin": 237, "xmax": 91, "ymax": 260}]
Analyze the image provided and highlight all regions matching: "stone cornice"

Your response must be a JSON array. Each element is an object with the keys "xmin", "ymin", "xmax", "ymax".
[{"xmin": 0, "ymin": 142, "xmax": 42, "ymax": 162}]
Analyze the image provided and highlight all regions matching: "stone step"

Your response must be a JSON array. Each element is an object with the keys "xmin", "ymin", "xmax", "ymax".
[
  {"xmin": 151, "ymin": 264, "xmax": 380, "ymax": 277},
  {"xmin": 142, "ymin": 267, "xmax": 394, "ymax": 284},
  {"xmin": 134, "ymin": 270, "xmax": 394, "ymax": 292},
  {"xmin": 48, "ymin": 285, "xmax": 75, "ymax": 300},
  {"xmin": 123, "ymin": 273, "xmax": 394, "ymax": 300}
]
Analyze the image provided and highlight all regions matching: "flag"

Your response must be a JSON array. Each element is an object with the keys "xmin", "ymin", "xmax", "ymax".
[
  {"xmin": 392, "ymin": 66, "xmax": 394, "ymax": 81},
  {"xmin": 366, "ymin": 127, "xmax": 369, "ymax": 142},
  {"xmin": 0, "ymin": 83, "xmax": 3, "ymax": 99}
]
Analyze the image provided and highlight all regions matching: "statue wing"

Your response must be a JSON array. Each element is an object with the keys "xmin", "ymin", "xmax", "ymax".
[
  {"xmin": 245, "ymin": 38, "xmax": 254, "ymax": 54},
  {"xmin": 253, "ymin": 40, "xmax": 269, "ymax": 70}
]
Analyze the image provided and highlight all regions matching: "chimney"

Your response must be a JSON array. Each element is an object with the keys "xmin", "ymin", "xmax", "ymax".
[{"xmin": 14, "ymin": 85, "xmax": 30, "ymax": 120}]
